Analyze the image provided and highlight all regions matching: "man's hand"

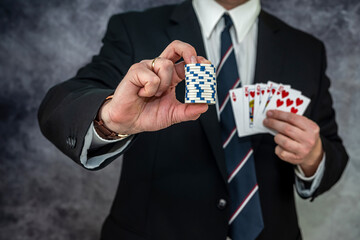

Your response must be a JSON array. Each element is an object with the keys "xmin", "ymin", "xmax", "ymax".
[
  {"xmin": 263, "ymin": 110, "xmax": 324, "ymax": 177},
  {"xmin": 99, "ymin": 40, "xmax": 209, "ymax": 135}
]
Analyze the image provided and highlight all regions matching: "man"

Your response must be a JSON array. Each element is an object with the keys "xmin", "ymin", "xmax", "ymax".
[{"xmin": 38, "ymin": 0, "xmax": 348, "ymax": 239}]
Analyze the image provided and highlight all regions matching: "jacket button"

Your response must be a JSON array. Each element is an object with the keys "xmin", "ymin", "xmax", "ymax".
[
  {"xmin": 66, "ymin": 137, "xmax": 76, "ymax": 149},
  {"xmin": 217, "ymin": 199, "xmax": 227, "ymax": 210}
]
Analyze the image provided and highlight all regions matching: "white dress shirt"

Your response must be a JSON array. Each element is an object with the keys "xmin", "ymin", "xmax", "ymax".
[{"xmin": 80, "ymin": 0, "xmax": 324, "ymax": 197}]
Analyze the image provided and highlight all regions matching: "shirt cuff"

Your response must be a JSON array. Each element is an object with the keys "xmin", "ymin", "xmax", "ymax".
[
  {"xmin": 294, "ymin": 153, "xmax": 326, "ymax": 198},
  {"xmin": 79, "ymin": 122, "xmax": 133, "ymax": 169}
]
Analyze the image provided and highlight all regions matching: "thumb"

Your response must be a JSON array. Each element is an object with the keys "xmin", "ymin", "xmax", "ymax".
[{"xmin": 172, "ymin": 103, "xmax": 209, "ymax": 124}]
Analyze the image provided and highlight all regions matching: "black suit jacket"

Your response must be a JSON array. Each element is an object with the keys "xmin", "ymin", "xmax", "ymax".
[{"xmin": 38, "ymin": 1, "xmax": 348, "ymax": 239}]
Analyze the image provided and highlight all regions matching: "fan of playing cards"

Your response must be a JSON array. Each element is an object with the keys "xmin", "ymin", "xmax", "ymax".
[{"xmin": 230, "ymin": 81, "xmax": 311, "ymax": 137}]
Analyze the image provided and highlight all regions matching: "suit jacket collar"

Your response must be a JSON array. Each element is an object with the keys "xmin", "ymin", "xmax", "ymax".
[{"xmin": 167, "ymin": 1, "xmax": 284, "ymax": 187}]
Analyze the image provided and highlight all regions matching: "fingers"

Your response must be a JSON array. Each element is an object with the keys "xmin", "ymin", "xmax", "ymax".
[
  {"xmin": 132, "ymin": 65, "xmax": 162, "ymax": 98},
  {"xmin": 160, "ymin": 40, "xmax": 198, "ymax": 64},
  {"xmin": 266, "ymin": 110, "xmax": 309, "ymax": 131},
  {"xmin": 274, "ymin": 134, "xmax": 303, "ymax": 162},
  {"xmin": 263, "ymin": 109, "xmax": 323, "ymax": 165},
  {"xmin": 147, "ymin": 58, "xmax": 174, "ymax": 96},
  {"xmin": 275, "ymin": 145, "xmax": 298, "ymax": 162}
]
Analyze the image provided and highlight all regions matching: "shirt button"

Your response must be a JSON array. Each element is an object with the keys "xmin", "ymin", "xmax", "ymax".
[{"xmin": 217, "ymin": 199, "xmax": 227, "ymax": 210}]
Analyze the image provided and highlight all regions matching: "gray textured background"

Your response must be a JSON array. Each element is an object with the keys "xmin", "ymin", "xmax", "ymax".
[{"xmin": 0, "ymin": 0, "xmax": 359, "ymax": 239}]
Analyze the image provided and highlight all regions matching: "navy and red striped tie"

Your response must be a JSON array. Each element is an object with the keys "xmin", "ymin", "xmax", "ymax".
[{"xmin": 217, "ymin": 14, "xmax": 264, "ymax": 240}]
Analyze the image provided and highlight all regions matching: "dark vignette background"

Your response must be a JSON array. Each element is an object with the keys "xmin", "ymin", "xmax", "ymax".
[{"xmin": 0, "ymin": 0, "xmax": 359, "ymax": 239}]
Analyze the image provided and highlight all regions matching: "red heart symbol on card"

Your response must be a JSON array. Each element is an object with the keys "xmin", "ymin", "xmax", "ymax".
[
  {"xmin": 296, "ymin": 98, "xmax": 303, "ymax": 106},
  {"xmin": 282, "ymin": 90, "xmax": 289, "ymax": 99},
  {"xmin": 245, "ymin": 93, "xmax": 248, "ymax": 97},
  {"xmin": 267, "ymin": 89, "xmax": 270, "ymax": 93},
  {"xmin": 257, "ymin": 91, "xmax": 260, "ymax": 96},
  {"xmin": 276, "ymin": 99, "xmax": 284, "ymax": 107},
  {"xmin": 271, "ymin": 89, "xmax": 275, "ymax": 94},
  {"xmin": 286, "ymin": 98, "xmax": 294, "ymax": 107},
  {"xmin": 232, "ymin": 92, "xmax": 236, "ymax": 102},
  {"xmin": 291, "ymin": 107, "xmax": 298, "ymax": 114},
  {"xmin": 250, "ymin": 91, "xmax": 255, "ymax": 98},
  {"xmin": 261, "ymin": 90, "xmax": 265, "ymax": 95}
]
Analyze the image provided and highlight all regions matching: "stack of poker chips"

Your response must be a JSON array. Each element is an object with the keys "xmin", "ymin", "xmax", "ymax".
[{"xmin": 184, "ymin": 63, "xmax": 217, "ymax": 104}]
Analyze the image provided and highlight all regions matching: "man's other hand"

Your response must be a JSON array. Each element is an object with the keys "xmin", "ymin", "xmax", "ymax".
[
  {"xmin": 99, "ymin": 40, "xmax": 209, "ymax": 135},
  {"xmin": 263, "ymin": 110, "xmax": 324, "ymax": 177}
]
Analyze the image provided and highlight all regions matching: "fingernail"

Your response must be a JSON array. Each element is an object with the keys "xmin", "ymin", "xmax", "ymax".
[
  {"xmin": 267, "ymin": 110, "xmax": 273, "ymax": 117},
  {"xmin": 263, "ymin": 119, "xmax": 268, "ymax": 125},
  {"xmin": 190, "ymin": 56, "xmax": 197, "ymax": 64}
]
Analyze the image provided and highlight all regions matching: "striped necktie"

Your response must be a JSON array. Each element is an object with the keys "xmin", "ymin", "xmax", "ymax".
[{"xmin": 217, "ymin": 14, "xmax": 264, "ymax": 240}]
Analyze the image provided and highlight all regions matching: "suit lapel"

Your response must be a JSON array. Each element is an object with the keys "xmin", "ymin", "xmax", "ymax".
[
  {"xmin": 166, "ymin": 1, "xmax": 228, "ymax": 187},
  {"xmin": 251, "ymin": 11, "xmax": 283, "ymax": 151}
]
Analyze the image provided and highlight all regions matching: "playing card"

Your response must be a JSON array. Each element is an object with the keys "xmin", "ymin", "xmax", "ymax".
[
  {"xmin": 229, "ymin": 88, "xmax": 245, "ymax": 137},
  {"xmin": 253, "ymin": 81, "xmax": 281, "ymax": 133},
  {"xmin": 243, "ymin": 85, "xmax": 256, "ymax": 135},
  {"xmin": 263, "ymin": 88, "xmax": 310, "ymax": 135},
  {"xmin": 254, "ymin": 83, "xmax": 267, "ymax": 130}
]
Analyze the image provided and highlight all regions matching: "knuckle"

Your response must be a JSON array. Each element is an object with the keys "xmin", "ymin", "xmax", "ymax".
[
  {"xmin": 283, "ymin": 125, "xmax": 292, "ymax": 135},
  {"xmin": 129, "ymin": 62, "xmax": 141, "ymax": 71},
  {"xmin": 299, "ymin": 146, "xmax": 308, "ymax": 158},
  {"xmin": 152, "ymin": 76, "xmax": 160, "ymax": 85},
  {"xmin": 163, "ymin": 59, "xmax": 174, "ymax": 69},
  {"xmin": 287, "ymin": 113, "xmax": 296, "ymax": 123},
  {"xmin": 282, "ymin": 140, "xmax": 290, "ymax": 150},
  {"xmin": 172, "ymin": 40, "xmax": 181, "ymax": 45},
  {"xmin": 308, "ymin": 138, "xmax": 316, "ymax": 147},
  {"xmin": 313, "ymin": 124, "xmax": 320, "ymax": 135}
]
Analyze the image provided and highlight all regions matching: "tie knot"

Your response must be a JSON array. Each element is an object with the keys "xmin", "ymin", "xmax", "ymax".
[{"xmin": 223, "ymin": 14, "xmax": 233, "ymax": 29}]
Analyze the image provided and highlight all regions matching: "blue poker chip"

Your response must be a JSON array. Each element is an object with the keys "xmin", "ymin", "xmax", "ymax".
[
  {"xmin": 185, "ymin": 68, "xmax": 216, "ymax": 73},
  {"xmin": 185, "ymin": 76, "xmax": 216, "ymax": 81},
  {"xmin": 185, "ymin": 73, "xmax": 215, "ymax": 78},
  {"xmin": 185, "ymin": 63, "xmax": 215, "ymax": 68},
  {"xmin": 186, "ymin": 89, "xmax": 216, "ymax": 93},
  {"xmin": 186, "ymin": 81, "xmax": 216, "ymax": 85},
  {"xmin": 185, "ymin": 99, "xmax": 216, "ymax": 104},
  {"xmin": 186, "ymin": 94, "xmax": 216, "ymax": 98}
]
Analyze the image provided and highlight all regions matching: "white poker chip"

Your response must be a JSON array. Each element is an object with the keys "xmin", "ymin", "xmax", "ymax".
[
  {"xmin": 185, "ymin": 69, "xmax": 216, "ymax": 73},
  {"xmin": 185, "ymin": 77, "xmax": 216, "ymax": 81},
  {"xmin": 186, "ymin": 93, "xmax": 216, "ymax": 96},
  {"xmin": 185, "ymin": 69, "xmax": 216, "ymax": 74},
  {"xmin": 186, "ymin": 96, "xmax": 216, "ymax": 100},
  {"xmin": 185, "ymin": 63, "xmax": 215, "ymax": 67},
  {"xmin": 185, "ymin": 73, "xmax": 216, "ymax": 77},
  {"xmin": 185, "ymin": 83, "xmax": 216, "ymax": 88},
  {"xmin": 186, "ymin": 90, "xmax": 216, "ymax": 93}
]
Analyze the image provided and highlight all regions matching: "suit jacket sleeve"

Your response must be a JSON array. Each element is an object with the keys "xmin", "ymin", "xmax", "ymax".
[
  {"xmin": 38, "ymin": 14, "xmax": 135, "ymax": 170},
  {"xmin": 300, "ymin": 42, "xmax": 348, "ymax": 200}
]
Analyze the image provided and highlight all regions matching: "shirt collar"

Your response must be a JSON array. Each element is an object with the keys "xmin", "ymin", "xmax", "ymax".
[{"xmin": 193, "ymin": 0, "xmax": 261, "ymax": 43}]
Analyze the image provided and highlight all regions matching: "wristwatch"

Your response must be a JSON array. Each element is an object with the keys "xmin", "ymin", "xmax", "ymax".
[{"xmin": 93, "ymin": 95, "xmax": 129, "ymax": 140}]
